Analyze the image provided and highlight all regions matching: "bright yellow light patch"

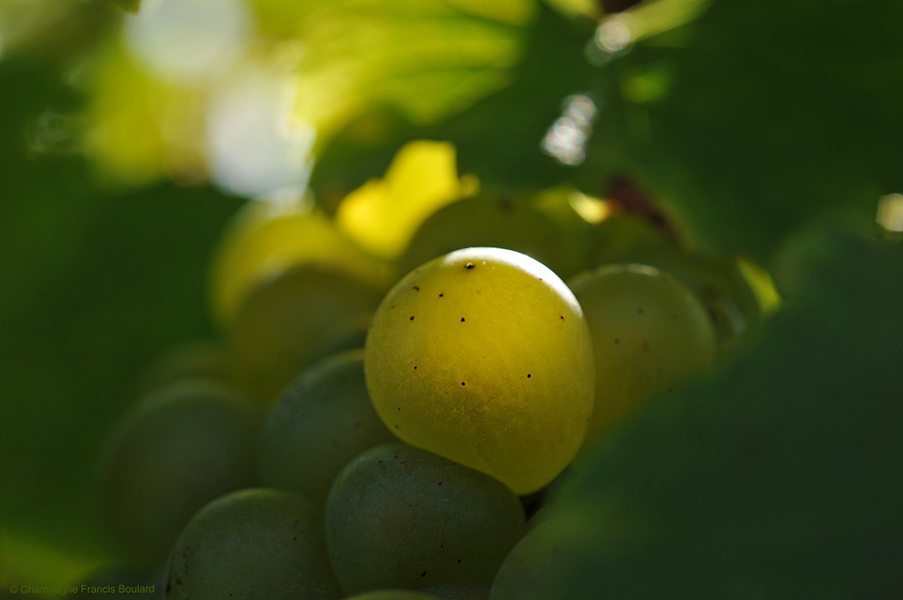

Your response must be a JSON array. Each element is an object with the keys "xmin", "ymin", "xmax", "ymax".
[
  {"xmin": 737, "ymin": 257, "xmax": 781, "ymax": 315},
  {"xmin": 335, "ymin": 141, "xmax": 478, "ymax": 260}
]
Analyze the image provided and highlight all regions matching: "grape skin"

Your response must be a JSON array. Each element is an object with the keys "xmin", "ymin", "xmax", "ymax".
[
  {"xmin": 324, "ymin": 443, "xmax": 526, "ymax": 595},
  {"xmin": 365, "ymin": 247, "xmax": 595, "ymax": 495}
]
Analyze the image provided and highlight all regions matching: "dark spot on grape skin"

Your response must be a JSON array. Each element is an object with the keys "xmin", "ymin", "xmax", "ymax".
[
  {"xmin": 438, "ymin": 481, "xmax": 443, "ymax": 486},
  {"xmin": 395, "ymin": 425, "xmax": 400, "ymax": 429},
  {"xmin": 638, "ymin": 307, "xmax": 644, "ymax": 314},
  {"xmin": 465, "ymin": 262, "xmax": 475, "ymax": 269},
  {"xmin": 460, "ymin": 317, "xmax": 465, "ymax": 322},
  {"xmin": 614, "ymin": 338, "xmax": 620, "ymax": 344},
  {"xmin": 461, "ymin": 382, "xmax": 466, "ymax": 386},
  {"xmin": 439, "ymin": 293, "xmax": 444, "ymax": 297},
  {"xmin": 410, "ymin": 316, "xmax": 415, "ymax": 320},
  {"xmin": 413, "ymin": 286, "xmax": 420, "ymax": 291},
  {"xmin": 457, "ymin": 559, "xmax": 462, "ymax": 564},
  {"xmin": 293, "ymin": 536, "xmax": 297, "ymax": 541},
  {"xmin": 527, "ymin": 374, "xmax": 532, "ymax": 378},
  {"xmin": 413, "ymin": 366, "xmax": 418, "ymax": 370},
  {"xmin": 397, "ymin": 407, "xmax": 401, "ymax": 411},
  {"xmin": 421, "ymin": 571, "xmax": 428, "ymax": 577},
  {"xmin": 560, "ymin": 315, "xmax": 565, "ymax": 320}
]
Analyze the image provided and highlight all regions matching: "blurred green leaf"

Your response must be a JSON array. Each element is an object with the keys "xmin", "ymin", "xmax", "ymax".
[
  {"xmin": 581, "ymin": 0, "xmax": 903, "ymax": 261},
  {"xmin": 503, "ymin": 219, "xmax": 903, "ymax": 598}
]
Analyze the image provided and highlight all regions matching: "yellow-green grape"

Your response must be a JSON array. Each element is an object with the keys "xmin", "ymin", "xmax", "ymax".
[
  {"xmin": 228, "ymin": 263, "xmax": 385, "ymax": 404},
  {"xmin": 256, "ymin": 350, "xmax": 396, "ymax": 506},
  {"xmin": 364, "ymin": 247, "xmax": 595, "ymax": 495},
  {"xmin": 585, "ymin": 215, "xmax": 762, "ymax": 347},
  {"xmin": 400, "ymin": 194, "xmax": 582, "ymax": 281},
  {"xmin": 324, "ymin": 443, "xmax": 526, "ymax": 595},
  {"xmin": 568, "ymin": 264, "xmax": 716, "ymax": 447},
  {"xmin": 98, "ymin": 381, "xmax": 259, "ymax": 567},
  {"xmin": 208, "ymin": 200, "xmax": 390, "ymax": 328},
  {"xmin": 165, "ymin": 489, "xmax": 342, "ymax": 600}
]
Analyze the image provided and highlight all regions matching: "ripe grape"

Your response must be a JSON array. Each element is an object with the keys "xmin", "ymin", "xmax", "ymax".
[
  {"xmin": 165, "ymin": 488, "xmax": 342, "ymax": 600},
  {"xmin": 400, "ymin": 194, "xmax": 583, "ymax": 281},
  {"xmin": 256, "ymin": 349, "xmax": 396, "ymax": 506},
  {"xmin": 98, "ymin": 381, "xmax": 259, "ymax": 567},
  {"xmin": 586, "ymin": 215, "xmax": 762, "ymax": 346},
  {"xmin": 568, "ymin": 264, "xmax": 716, "ymax": 447},
  {"xmin": 324, "ymin": 443, "xmax": 526, "ymax": 595},
  {"xmin": 364, "ymin": 247, "xmax": 595, "ymax": 494},
  {"xmin": 208, "ymin": 200, "xmax": 389, "ymax": 327},
  {"xmin": 228, "ymin": 263, "xmax": 384, "ymax": 403}
]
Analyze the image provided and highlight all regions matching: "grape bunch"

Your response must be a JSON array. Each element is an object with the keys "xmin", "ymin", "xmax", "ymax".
[{"xmin": 84, "ymin": 146, "xmax": 765, "ymax": 600}]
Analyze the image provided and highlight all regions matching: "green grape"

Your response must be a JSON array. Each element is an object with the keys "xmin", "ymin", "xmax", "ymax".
[
  {"xmin": 134, "ymin": 338, "xmax": 233, "ymax": 395},
  {"xmin": 98, "ymin": 380, "xmax": 259, "ymax": 568},
  {"xmin": 256, "ymin": 349, "xmax": 396, "ymax": 506},
  {"xmin": 488, "ymin": 508, "xmax": 594, "ymax": 600},
  {"xmin": 400, "ymin": 193, "xmax": 583, "ymax": 281},
  {"xmin": 364, "ymin": 247, "xmax": 595, "ymax": 494},
  {"xmin": 420, "ymin": 582, "xmax": 491, "ymax": 600},
  {"xmin": 568, "ymin": 264, "xmax": 716, "ymax": 448},
  {"xmin": 324, "ymin": 443, "xmax": 526, "ymax": 595},
  {"xmin": 344, "ymin": 592, "xmax": 439, "ymax": 600},
  {"xmin": 308, "ymin": 311, "xmax": 372, "ymax": 365},
  {"xmin": 228, "ymin": 263, "xmax": 385, "ymax": 403},
  {"xmin": 208, "ymin": 200, "xmax": 389, "ymax": 327},
  {"xmin": 165, "ymin": 488, "xmax": 342, "ymax": 600},
  {"xmin": 586, "ymin": 215, "xmax": 762, "ymax": 347}
]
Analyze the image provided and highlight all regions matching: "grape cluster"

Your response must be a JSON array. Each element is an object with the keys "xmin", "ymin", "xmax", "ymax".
[{"xmin": 84, "ymin": 179, "xmax": 762, "ymax": 600}]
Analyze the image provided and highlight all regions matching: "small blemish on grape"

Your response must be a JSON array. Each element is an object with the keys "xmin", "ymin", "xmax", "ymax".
[
  {"xmin": 457, "ymin": 559, "xmax": 462, "ymax": 564},
  {"xmin": 413, "ymin": 365, "xmax": 418, "ymax": 370},
  {"xmin": 460, "ymin": 317, "xmax": 465, "ymax": 322},
  {"xmin": 438, "ymin": 481, "xmax": 443, "ymax": 486},
  {"xmin": 465, "ymin": 262, "xmax": 474, "ymax": 269},
  {"xmin": 614, "ymin": 338, "xmax": 620, "ymax": 344},
  {"xmin": 439, "ymin": 293, "xmax": 444, "ymax": 297},
  {"xmin": 638, "ymin": 307, "xmax": 644, "ymax": 314},
  {"xmin": 413, "ymin": 286, "xmax": 420, "ymax": 291},
  {"xmin": 410, "ymin": 316, "xmax": 415, "ymax": 320},
  {"xmin": 560, "ymin": 315, "xmax": 564, "ymax": 320},
  {"xmin": 527, "ymin": 374, "xmax": 532, "ymax": 378},
  {"xmin": 397, "ymin": 407, "xmax": 401, "ymax": 411},
  {"xmin": 461, "ymin": 382, "xmax": 466, "ymax": 386},
  {"xmin": 421, "ymin": 571, "xmax": 427, "ymax": 577}
]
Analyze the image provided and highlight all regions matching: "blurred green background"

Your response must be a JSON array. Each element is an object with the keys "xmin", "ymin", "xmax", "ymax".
[{"xmin": 1, "ymin": 0, "xmax": 902, "ymax": 594}]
